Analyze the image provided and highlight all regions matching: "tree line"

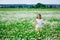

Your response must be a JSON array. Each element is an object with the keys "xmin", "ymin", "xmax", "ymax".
[{"xmin": 0, "ymin": 3, "xmax": 55, "ymax": 8}]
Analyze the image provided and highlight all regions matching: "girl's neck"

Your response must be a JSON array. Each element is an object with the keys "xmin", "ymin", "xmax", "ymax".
[{"xmin": 37, "ymin": 18, "xmax": 41, "ymax": 19}]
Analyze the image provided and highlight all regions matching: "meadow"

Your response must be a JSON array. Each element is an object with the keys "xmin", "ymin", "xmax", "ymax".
[{"xmin": 0, "ymin": 8, "xmax": 60, "ymax": 40}]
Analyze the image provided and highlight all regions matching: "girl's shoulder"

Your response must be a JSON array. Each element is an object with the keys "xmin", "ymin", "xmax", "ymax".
[
  {"xmin": 36, "ymin": 19, "xmax": 43, "ymax": 20},
  {"xmin": 36, "ymin": 19, "xmax": 44, "ymax": 22},
  {"xmin": 41, "ymin": 19, "xmax": 43, "ymax": 20}
]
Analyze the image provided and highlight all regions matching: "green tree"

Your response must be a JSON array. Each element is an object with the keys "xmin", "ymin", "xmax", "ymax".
[
  {"xmin": 29, "ymin": 5, "xmax": 35, "ymax": 8},
  {"xmin": 18, "ymin": 5, "xmax": 23, "ymax": 8},
  {"xmin": 9, "ymin": 6, "xmax": 15, "ymax": 8},
  {"xmin": 35, "ymin": 3, "xmax": 46, "ymax": 8},
  {"xmin": 50, "ymin": 5, "xmax": 53, "ymax": 8}
]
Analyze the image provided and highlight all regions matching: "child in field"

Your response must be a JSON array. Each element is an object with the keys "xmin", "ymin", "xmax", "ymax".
[{"xmin": 33, "ymin": 14, "xmax": 44, "ymax": 32}]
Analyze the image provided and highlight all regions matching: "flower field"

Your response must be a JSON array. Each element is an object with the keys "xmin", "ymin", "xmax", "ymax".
[{"xmin": 0, "ymin": 11, "xmax": 60, "ymax": 40}]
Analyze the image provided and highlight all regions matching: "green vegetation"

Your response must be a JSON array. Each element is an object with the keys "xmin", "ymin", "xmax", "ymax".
[
  {"xmin": 0, "ymin": 3, "xmax": 46, "ymax": 8},
  {"xmin": 0, "ymin": 10, "xmax": 60, "ymax": 40},
  {"xmin": 0, "ymin": 8, "xmax": 60, "ymax": 11},
  {"xmin": 35, "ymin": 3, "xmax": 46, "ymax": 8}
]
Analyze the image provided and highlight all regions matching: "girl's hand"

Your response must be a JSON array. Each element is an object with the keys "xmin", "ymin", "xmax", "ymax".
[{"xmin": 41, "ymin": 23, "xmax": 44, "ymax": 25}]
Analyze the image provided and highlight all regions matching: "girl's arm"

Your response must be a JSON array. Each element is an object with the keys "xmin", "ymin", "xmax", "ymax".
[{"xmin": 41, "ymin": 19, "xmax": 44, "ymax": 25}]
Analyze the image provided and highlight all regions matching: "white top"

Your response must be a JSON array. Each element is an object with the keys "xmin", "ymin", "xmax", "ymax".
[{"xmin": 36, "ymin": 19, "xmax": 44, "ymax": 28}]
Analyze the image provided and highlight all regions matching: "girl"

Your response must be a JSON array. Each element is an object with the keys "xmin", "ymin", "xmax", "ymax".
[{"xmin": 33, "ymin": 14, "xmax": 44, "ymax": 32}]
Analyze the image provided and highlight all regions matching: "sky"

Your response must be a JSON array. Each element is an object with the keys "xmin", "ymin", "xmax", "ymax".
[{"xmin": 0, "ymin": 0, "xmax": 60, "ymax": 4}]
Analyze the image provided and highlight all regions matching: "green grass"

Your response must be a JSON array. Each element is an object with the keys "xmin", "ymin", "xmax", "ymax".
[
  {"xmin": 0, "ymin": 10, "xmax": 60, "ymax": 40},
  {"xmin": 0, "ymin": 8, "xmax": 60, "ymax": 11}
]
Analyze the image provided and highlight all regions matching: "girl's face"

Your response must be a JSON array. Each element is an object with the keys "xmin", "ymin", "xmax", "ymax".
[{"xmin": 37, "ymin": 15, "xmax": 41, "ymax": 19}]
